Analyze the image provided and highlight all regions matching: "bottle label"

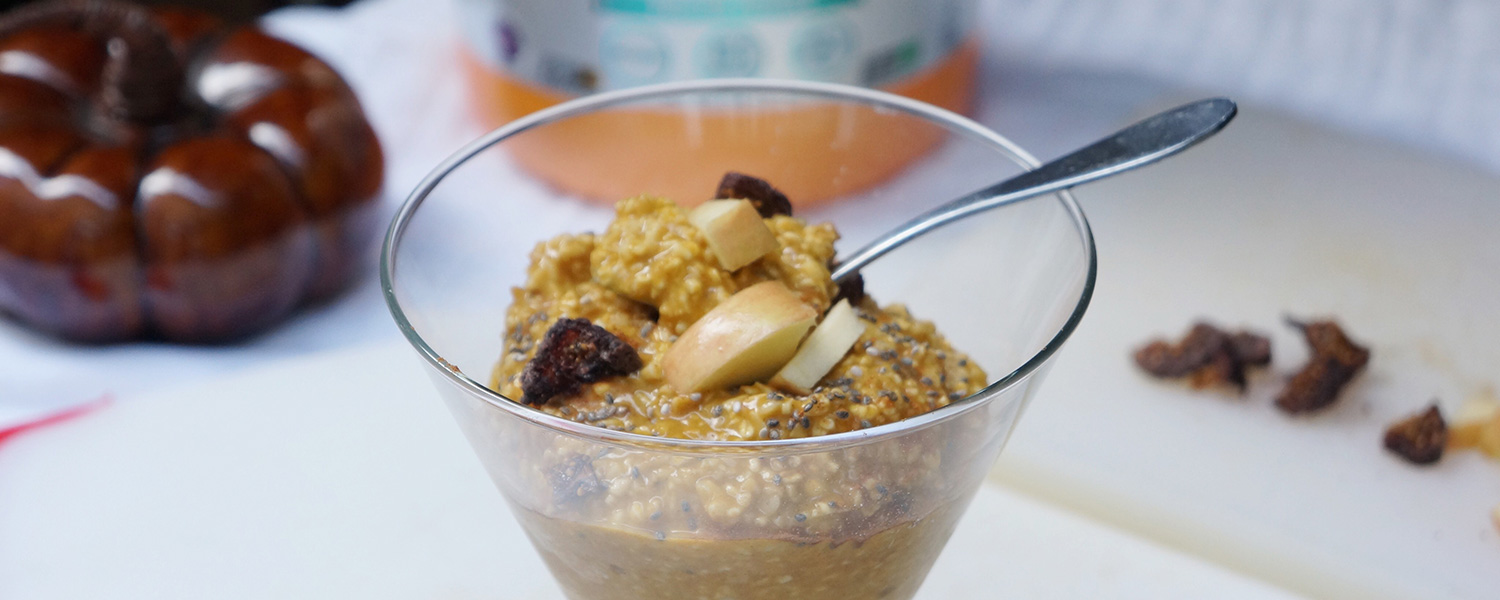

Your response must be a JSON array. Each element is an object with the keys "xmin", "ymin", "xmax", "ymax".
[{"xmin": 456, "ymin": 0, "xmax": 976, "ymax": 94}]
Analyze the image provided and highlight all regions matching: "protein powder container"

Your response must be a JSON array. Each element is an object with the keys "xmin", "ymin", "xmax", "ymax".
[{"xmin": 455, "ymin": 0, "xmax": 980, "ymax": 206}]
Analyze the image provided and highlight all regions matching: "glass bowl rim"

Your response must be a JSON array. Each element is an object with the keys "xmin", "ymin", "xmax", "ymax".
[{"xmin": 381, "ymin": 78, "xmax": 1097, "ymax": 452}]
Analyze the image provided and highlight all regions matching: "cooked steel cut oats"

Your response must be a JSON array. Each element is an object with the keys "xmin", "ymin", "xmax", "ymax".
[{"xmin": 486, "ymin": 188, "xmax": 991, "ymax": 600}]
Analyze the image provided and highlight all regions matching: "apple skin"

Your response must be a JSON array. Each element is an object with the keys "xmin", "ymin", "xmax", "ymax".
[
  {"xmin": 687, "ymin": 199, "xmax": 779, "ymax": 271},
  {"xmin": 772, "ymin": 299, "xmax": 866, "ymax": 394},
  {"xmin": 663, "ymin": 280, "xmax": 817, "ymax": 393}
]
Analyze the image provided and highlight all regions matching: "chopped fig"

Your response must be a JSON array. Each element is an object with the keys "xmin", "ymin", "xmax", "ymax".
[
  {"xmin": 520, "ymin": 318, "xmax": 642, "ymax": 405},
  {"xmin": 1275, "ymin": 318, "xmax": 1370, "ymax": 414},
  {"xmin": 833, "ymin": 271, "xmax": 865, "ymax": 305},
  {"xmin": 1134, "ymin": 322, "xmax": 1271, "ymax": 391},
  {"xmin": 549, "ymin": 454, "xmax": 604, "ymax": 505},
  {"xmin": 1383, "ymin": 404, "xmax": 1447, "ymax": 465},
  {"xmin": 714, "ymin": 172, "xmax": 792, "ymax": 217}
]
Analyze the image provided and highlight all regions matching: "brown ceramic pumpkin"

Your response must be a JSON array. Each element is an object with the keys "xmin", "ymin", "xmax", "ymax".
[{"xmin": 0, "ymin": 0, "xmax": 383, "ymax": 342}]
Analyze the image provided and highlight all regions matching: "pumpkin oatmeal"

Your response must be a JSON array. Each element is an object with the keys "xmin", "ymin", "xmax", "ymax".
[
  {"xmin": 486, "ymin": 178, "xmax": 990, "ymax": 600},
  {"xmin": 491, "ymin": 194, "xmax": 986, "ymax": 440}
]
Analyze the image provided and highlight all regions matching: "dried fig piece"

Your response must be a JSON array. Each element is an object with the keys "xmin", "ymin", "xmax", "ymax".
[
  {"xmin": 1383, "ymin": 404, "xmax": 1447, "ymax": 465},
  {"xmin": 1228, "ymin": 331, "xmax": 1272, "ymax": 366},
  {"xmin": 520, "ymin": 317, "xmax": 642, "ymax": 405},
  {"xmin": 1275, "ymin": 318, "xmax": 1370, "ymax": 414},
  {"xmin": 1134, "ymin": 322, "xmax": 1271, "ymax": 391},
  {"xmin": 714, "ymin": 171, "xmax": 792, "ymax": 217},
  {"xmin": 548, "ymin": 454, "xmax": 604, "ymax": 505},
  {"xmin": 832, "ymin": 271, "xmax": 865, "ymax": 305}
]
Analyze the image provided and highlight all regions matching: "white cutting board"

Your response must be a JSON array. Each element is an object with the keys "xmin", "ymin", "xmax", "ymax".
[
  {"xmin": 0, "ymin": 341, "xmax": 1299, "ymax": 600},
  {"xmin": 971, "ymin": 108, "xmax": 1500, "ymax": 600}
]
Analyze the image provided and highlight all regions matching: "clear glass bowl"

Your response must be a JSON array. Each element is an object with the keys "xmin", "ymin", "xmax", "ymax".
[{"xmin": 382, "ymin": 79, "xmax": 1095, "ymax": 600}]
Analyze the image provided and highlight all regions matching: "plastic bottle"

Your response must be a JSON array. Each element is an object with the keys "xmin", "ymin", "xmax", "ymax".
[{"xmin": 455, "ymin": 0, "xmax": 980, "ymax": 206}]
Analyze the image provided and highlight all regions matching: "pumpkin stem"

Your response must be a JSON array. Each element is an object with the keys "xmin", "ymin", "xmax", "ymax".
[{"xmin": 0, "ymin": 0, "xmax": 184, "ymax": 124}]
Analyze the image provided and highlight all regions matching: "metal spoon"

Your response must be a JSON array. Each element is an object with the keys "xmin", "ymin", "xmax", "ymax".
[{"xmin": 831, "ymin": 97, "xmax": 1237, "ymax": 282}]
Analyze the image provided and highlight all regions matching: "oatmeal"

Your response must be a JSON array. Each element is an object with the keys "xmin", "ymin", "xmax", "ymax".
[
  {"xmin": 486, "ymin": 179, "xmax": 990, "ymax": 600},
  {"xmin": 491, "ymin": 194, "xmax": 986, "ymax": 441}
]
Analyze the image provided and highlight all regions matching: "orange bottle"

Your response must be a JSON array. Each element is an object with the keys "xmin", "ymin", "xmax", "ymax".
[{"xmin": 455, "ymin": 0, "xmax": 980, "ymax": 207}]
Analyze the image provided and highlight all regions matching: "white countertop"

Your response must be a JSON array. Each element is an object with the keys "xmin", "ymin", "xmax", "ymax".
[{"xmin": 0, "ymin": 342, "xmax": 1301, "ymax": 600}]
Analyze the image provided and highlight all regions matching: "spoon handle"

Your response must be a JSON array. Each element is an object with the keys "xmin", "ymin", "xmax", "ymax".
[{"xmin": 831, "ymin": 97, "xmax": 1237, "ymax": 282}]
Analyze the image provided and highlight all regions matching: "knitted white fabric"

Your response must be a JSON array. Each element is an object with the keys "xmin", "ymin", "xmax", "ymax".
[{"xmin": 982, "ymin": 0, "xmax": 1500, "ymax": 172}]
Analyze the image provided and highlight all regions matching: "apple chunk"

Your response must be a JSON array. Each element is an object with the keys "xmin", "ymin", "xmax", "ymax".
[
  {"xmin": 664, "ymin": 281, "xmax": 817, "ymax": 393},
  {"xmin": 688, "ymin": 199, "xmax": 779, "ymax": 271},
  {"xmin": 772, "ymin": 299, "xmax": 866, "ymax": 394}
]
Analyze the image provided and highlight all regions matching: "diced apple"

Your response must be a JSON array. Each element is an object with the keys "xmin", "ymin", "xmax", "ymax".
[
  {"xmin": 1455, "ymin": 397, "xmax": 1500, "ymax": 423},
  {"xmin": 1478, "ymin": 416, "xmax": 1500, "ymax": 459},
  {"xmin": 1449, "ymin": 397, "xmax": 1500, "ymax": 451},
  {"xmin": 688, "ymin": 199, "xmax": 779, "ymax": 271},
  {"xmin": 771, "ymin": 299, "xmax": 866, "ymax": 394},
  {"xmin": 663, "ymin": 281, "xmax": 817, "ymax": 393}
]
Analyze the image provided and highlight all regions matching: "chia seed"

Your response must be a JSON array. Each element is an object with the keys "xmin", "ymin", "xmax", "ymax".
[
  {"xmin": 800, "ymin": 416, "xmax": 810, "ymax": 429},
  {"xmin": 773, "ymin": 474, "xmax": 783, "ymax": 485},
  {"xmin": 828, "ymin": 501, "xmax": 837, "ymax": 508},
  {"xmin": 948, "ymin": 392, "xmax": 964, "ymax": 401},
  {"xmin": 605, "ymin": 393, "xmax": 615, "ymax": 404},
  {"xmin": 639, "ymin": 322, "xmax": 654, "ymax": 339},
  {"xmin": 712, "ymin": 405, "xmax": 724, "ymax": 417},
  {"xmin": 682, "ymin": 501, "xmax": 692, "ymax": 512},
  {"xmin": 849, "ymin": 366, "xmax": 864, "ymax": 377},
  {"xmin": 654, "ymin": 531, "xmax": 666, "ymax": 541},
  {"xmin": 860, "ymin": 420, "xmax": 872, "ymax": 429},
  {"xmin": 767, "ymin": 392, "xmax": 784, "ymax": 401},
  {"xmin": 920, "ymin": 376, "xmax": 933, "ymax": 386},
  {"xmin": 766, "ymin": 419, "xmax": 780, "ymax": 428},
  {"xmin": 865, "ymin": 346, "xmax": 881, "ymax": 356},
  {"xmin": 836, "ymin": 410, "xmax": 850, "ymax": 419},
  {"xmin": 769, "ymin": 429, "xmax": 782, "ymax": 440},
  {"xmin": 958, "ymin": 359, "xmax": 968, "ymax": 367},
  {"xmin": 689, "ymin": 393, "xmax": 702, "ymax": 402},
  {"xmin": 899, "ymin": 357, "xmax": 913, "ymax": 367},
  {"xmin": 794, "ymin": 513, "xmax": 807, "ymax": 522},
  {"xmin": 650, "ymin": 511, "xmax": 662, "ymax": 521}
]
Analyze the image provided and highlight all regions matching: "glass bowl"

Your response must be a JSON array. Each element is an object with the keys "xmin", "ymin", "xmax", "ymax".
[{"xmin": 382, "ymin": 79, "xmax": 1095, "ymax": 600}]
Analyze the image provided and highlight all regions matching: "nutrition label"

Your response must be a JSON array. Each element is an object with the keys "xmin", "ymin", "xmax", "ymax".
[{"xmin": 456, "ymin": 0, "xmax": 975, "ymax": 94}]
